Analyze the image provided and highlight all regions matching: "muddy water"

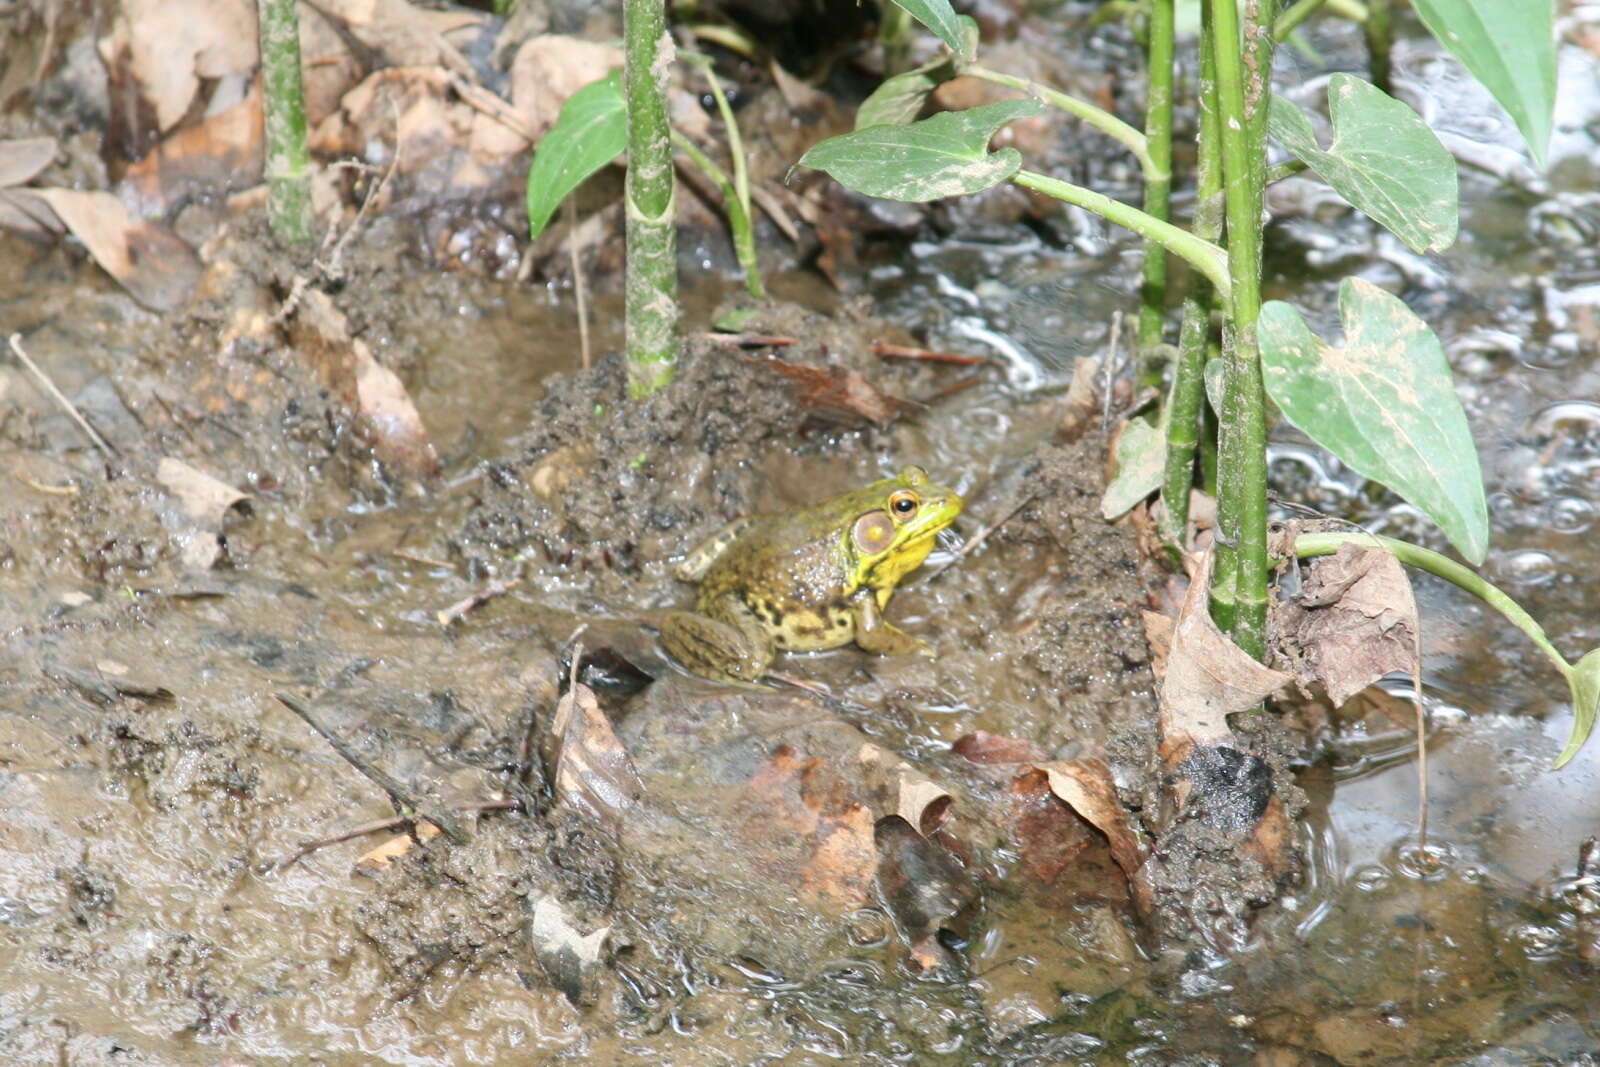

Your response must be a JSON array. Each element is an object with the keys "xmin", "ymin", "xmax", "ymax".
[{"xmin": 4, "ymin": 16, "xmax": 1600, "ymax": 1067}]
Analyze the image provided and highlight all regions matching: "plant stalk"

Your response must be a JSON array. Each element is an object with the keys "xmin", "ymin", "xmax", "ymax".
[
  {"xmin": 670, "ymin": 131, "xmax": 763, "ymax": 300},
  {"xmin": 1364, "ymin": 0, "xmax": 1393, "ymax": 95},
  {"xmin": 623, "ymin": 0, "xmax": 680, "ymax": 397},
  {"xmin": 966, "ymin": 65, "xmax": 1154, "ymax": 174},
  {"xmin": 1138, "ymin": 0, "xmax": 1176, "ymax": 367},
  {"xmin": 1207, "ymin": 0, "xmax": 1273, "ymax": 657},
  {"xmin": 1012, "ymin": 170, "xmax": 1231, "ymax": 301},
  {"xmin": 1159, "ymin": 18, "xmax": 1224, "ymax": 549},
  {"xmin": 258, "ymin": 0, "xmax": 312, "ymax": 245},
  {"xmin": 682, "ymin": 55, "xmax": 765, "ymax": 300}
]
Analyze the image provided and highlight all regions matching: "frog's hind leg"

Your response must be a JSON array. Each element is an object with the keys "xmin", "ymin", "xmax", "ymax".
[
  {"xmin": 660, "ymin": 595, "xmax": 774, "ymax": 683},
  {"xmin": 676, "ymin": 518, "xmax": 758, "ymax": 581}
]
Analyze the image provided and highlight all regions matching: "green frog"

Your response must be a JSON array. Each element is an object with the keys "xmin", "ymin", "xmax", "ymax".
[{"xmin": 661, "ymin": 465, "xmax": 963, "ymax": 683}]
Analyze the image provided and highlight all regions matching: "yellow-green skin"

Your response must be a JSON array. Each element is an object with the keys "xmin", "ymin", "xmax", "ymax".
[{"xmin": 661, "ymin": 466, "xmax": 963, "ymax": 683}]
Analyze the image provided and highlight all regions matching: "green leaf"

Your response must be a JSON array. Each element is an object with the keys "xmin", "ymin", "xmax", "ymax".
[
  {"xmin": 525, "ymin": 71, "xmax": 625, "ymax": 241},
  {"xmin": 1268, "ymin": 74, "xmax": 1458, "ymax": 254},
  {"xmin": 856, "ymin": 59, "xmax": 946, "ymax": 129},
  {"xmin": 1259, "ymin": 278, "xmax": 1489, "ymax": 563},
  {"xmin": 885, "ymin": 0, "xmax": 972, "ymax": 63},
  {"xmin": 797, "ymin": 99, "xmax": 1044, "ymax": 202},
  {"xmin": 1102, "ymin": 414, "xmax": 1165, "ymax": 520},
  {"xmin": 1410, "ymin": 0, "xmax": 1556, "ymax": 167},
  {"xmin": 1554, "ymin": 648, "xmax": 1600, "ymax": 769}
]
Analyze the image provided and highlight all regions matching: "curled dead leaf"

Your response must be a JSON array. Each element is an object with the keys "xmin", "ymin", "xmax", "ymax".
[
  {"xmin": 1033, "ymin": 759, "xmax": 1153, "ymax": 916},
  {"xmin": 528, "ymin": 892, "xmax": 610, "ymax": 1007},
  {"xmin": 857, "ymin": 743, "xmax": 953, "ymax": 836},
  {"xmin": 1276, "ymin": 543, "xmax": 1419, "ymax": 707},
  {"xmin": 874, "ymin": 815, "xmax": 978, "ymax": 971},
  {"xmin": 1158, "ymin": 551, "xmax": 1292, "ymax": 766},
  {"xmin": 354, "ymin": 820, "xmax": 442, "ymax": 872},
  {"xmin": 550, "ymin": 680, "xmax": 642, "ymax": 829},
  {"xmin": 155, "ymin": 456, "xmax": 248, "ymax": 570}
]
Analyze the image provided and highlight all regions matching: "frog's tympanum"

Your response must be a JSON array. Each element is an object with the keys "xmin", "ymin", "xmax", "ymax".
[{"xmin": 661, "ymin": 466, "xmax": 963, "ymax": 683}]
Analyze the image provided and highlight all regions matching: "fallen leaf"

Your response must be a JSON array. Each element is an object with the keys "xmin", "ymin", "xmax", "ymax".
[
  {"xmin": 6, "ymin": 189, "xmax": 201, "ymax": 310},
  {"xmin": 1277, "ymin": 543, "xmax": 1419, "ymax": 707},
  {"xmin": 155, "ymin": 456, "xmax": 248, "ymax": 570},
  {"xmin": 0, "ymin": 137, "xmax": 58, "ymax": 187},
  {"xmin": 1158, "ymin": 552, "xmax": 1292, "ymax": 764},
  {"xmin": 119, "ymin": 81, "xmax": 264, "ymax": 216},
  {"xmin": 528, "ymin": 892, "xmax": 610, "ymax": 1007},
  {"xmin": 550, "ymin": 680, "xmax": 642, "ymax": 829},
  {"xmin": 1141, "ymin": 610, "xmax": 1174, "ymax": 681},
  {"xmin": 355, "ymin": 820, "xmax": 443, "ymax": 871},
  {"xmin": 1057, "ymin": 355, "xmax": 1101, "ymax": 441},
  {"xmin": 874, "ymin": 815, "xmax": 978, "ymax": 970},
  {"xmin": 857, "ymin": 743, "xmax": 953, "ymax": 836},
  {"xmin": 1008, "ymin": 767, "xmax": 1097, "ymax": 884},
  {"xmin": 99, "ymin": 0, "xmax": 258, "ymax": 142},
  {"xmin": 292, "ymin": 289, "xmax": 439, "ymax": 476},
  {"xmin": 509, "ymin": 36, "xmax": 625, "ymax": 143},
  {"xmin": 1034, "ymin": 759, "xmax": 1153, "ymax": 915},
  {"xmin": 748, "ymin": 356, "xmax": 910, "ymax": 426},
  {"xmin": 951, "ymin": 731, "xmax": 1047, "ymax": 765},
  {"xmin": 741, "ymin": 746, "xmax": 878, "ymax": 908},
  {"xmin": 314, "ymin": 0, "xmax": 480, "ymax": 74}
]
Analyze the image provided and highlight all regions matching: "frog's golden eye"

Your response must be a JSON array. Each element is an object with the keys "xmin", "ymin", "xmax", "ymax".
[
  {"xmin": 853, "ymin": 511, "xmax": 895, "ymax": 554},
  {"xmin": 889, "ymin": 490, "xmax": 920, "ymax": 520}
]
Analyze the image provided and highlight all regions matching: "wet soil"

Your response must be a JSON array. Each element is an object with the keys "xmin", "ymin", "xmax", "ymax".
[{"xmin": 5, "ymin": 1, "xmax": 1600, "ymax": 1064}]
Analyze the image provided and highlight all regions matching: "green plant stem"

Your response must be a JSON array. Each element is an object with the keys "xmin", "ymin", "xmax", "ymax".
[
  {"xmin": 681, "ymin": 56, "xmax": 764, "ymax": 300},
  {"xmin": 966, "ymin": 65, "xmax": 1156, "ymax": 175},
  {"xmin": 671, "ymin": 132, "xmax": 764, "ymax": 300},
  {"xmin": 1272, "ymin": 0, "xmax": 1368, "ymax": 39},
  {"xmin": 1012, "ymin": 170, "xmax": 1231, "ymax": 301},
  {"xmin": 1364, "ymin": 0, "xmax": 1393, "ymax": 95},
  {"xmin": 1207, "ymin": 0, "xmax": 1272, "ymax": 657},
  {"xmin": 258, "ymin": 0, "xmax": 312, "ymax": 246},
  {"xmin": 879, "ymin": 1, "xmax": 914, "ymax": 76},
  {"xmin": 1159, "ymin": 21, "xmax": 1224, "ymax": 550},
  {"xmin": 1293, "ymin": 533, "xmax": 1572, "ymax": 677},
  {"xmin": 1138, "ymin": 0, "xmax": 1176, "ymax": 367},
  {"xmin": 623, "ymin": 0, "xmax": 679, "ymax": 397}
]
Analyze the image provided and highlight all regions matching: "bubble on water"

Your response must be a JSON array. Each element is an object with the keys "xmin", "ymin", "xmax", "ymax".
[
  {"xmin": 1547, "ymin": 496, "xmax": 1595, "ymax": 535},
  {"xmin": 1393, "ymin": 840, "xmax": 1457, "ymax": 881},
  {"xmin": 1512, "ymin": 922, "xmax": 1564, "ymax": 959},
  {"xmin": 1350, "ymin": 864, "xmax": 1392, "ymax": 893},
  {"xmin": 1498, "ymin": 548, "xmax": 1558, "ymax": 587}
]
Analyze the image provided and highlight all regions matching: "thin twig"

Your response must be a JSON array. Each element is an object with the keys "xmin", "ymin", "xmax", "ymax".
[
  {"xmin": 701, "ymin": 332, "xmax": 797, "ymax": 347},
  {"xmin": 7, "ymin": 333, "xmax": 115, "ymax": 456},
  {"xmin": 271, "ymin": 798, "xmax": 518, "ymax": 871},
  {"xmin": 1101, "ymin": 310, "xmax": 1124, "ymax": 435},
  {"xmin": 274, "ymin": 692, "xmax": 469, "ymax": 844},
  {"xmin": 436, "ymin": 577, "xmax": 521, "ymax": 626},
  {"xmin": 929, "ymin": 491, "xmax": 1040, "ymax": 578},
  {"xmin": 15, "ymin": 472, "xmax": 79, "ymax": 495},
  {"xmin": 871, "ymin": 342, "xmax": 985, "ymax": 366},
  {"xmin": 566, "ymin": 197, "xmax": 592, "ymax": 371}
]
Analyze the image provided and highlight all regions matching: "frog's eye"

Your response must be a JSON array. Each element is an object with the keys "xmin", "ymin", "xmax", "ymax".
[
  {"xmin": 853, "ymin": 511, "xmax": 895, "ymax": 554},
  {"xmin": 889, "ymin": 490, "xmax": 920, "ymax": 520}
]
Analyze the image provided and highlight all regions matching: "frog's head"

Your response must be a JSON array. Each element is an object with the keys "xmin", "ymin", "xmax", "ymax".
[{"xmin": 842, "ymin": 465, "xmax": 963, "ymax": 592}]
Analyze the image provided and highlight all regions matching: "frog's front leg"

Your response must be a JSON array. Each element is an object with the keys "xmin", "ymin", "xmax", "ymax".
[
  {"xmin": 850, "ymin": 589, "xmax": 932, "ymax": 657},
  {"xmin": 660, "ymin": 593, "xmax": 775, "ymax": 683}
]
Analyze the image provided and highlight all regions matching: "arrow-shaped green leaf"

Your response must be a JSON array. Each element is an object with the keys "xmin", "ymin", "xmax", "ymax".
[
  {"xmin": 797, "ymin": 99, "xmax": 1044, "ymax": 202},
  {"xmin": 1269, "ymin": 74, "xmax": 1458, "ymax": 254},
  {"xmin": 884, "ymin": 0, "xmax": 973, "ymax": 64},
  {"xmin": 1554, "ymin": 648, "xmax": 1600, "ymax": 769},
  {"xmin": 1260, "ymin": 278, "xmax": 1489, "ymax": 563}
]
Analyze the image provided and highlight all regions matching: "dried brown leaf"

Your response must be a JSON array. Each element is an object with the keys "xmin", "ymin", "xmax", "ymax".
[
  {"xmin": 1009, "ymin": 768, "xmax": 1096, "ymax": 884},
  {"xmin": 509, "ymin": 36, "xmax": 625, "ymax": 143},
  {"xmin": 528, "ymin": 892, "xmax": 610, "ymax": 1007},
  {"xmin": 551, "ymin": 681, "xmax": 642, "ymax": 829},
  {"xmin": 11, "ymin": 189, "xmax": 201, "ymax": 311},
  {"xmin": 874, "ymin": 815, "xmax": 977, "ymax": 969},
  {"xmin": 1279, "ymin": 544, "xmax": 1419, "ymax": 707},
  {"xmin": 354, "ymin": 820, "xmax": 442, "ymax": 871},
  {"xmin": 1034, "ymin": 759, "xmax": 1152, "ymax": 915},
  {"xmin": 1057, "ymin": 354, "xmax": 1101, "ymax": 441},
  {"xmin": 99, "ymin": 0, "xmax": 257, "ymax": 135},
  {"xmin": 1159, "ymin": 552, "xmax": 1292, "ymax": 763},
  {"xmin": 0, "ymin": 137, "xmax": 58, "ymax": 188},
  {"xmin": 749, "ymin": 356, "xmax": 908, "ymax": 426},
  {"xmin": 857, "ymin": 743, "xmax": 952, "ymax": 836},
  {"xmin": 119, "ymin": 82, "xmax": 263, "ymax": 216},
  {"xmin": 952, "ymin": 731, "xmax": 1048, "ymax": 765}
]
